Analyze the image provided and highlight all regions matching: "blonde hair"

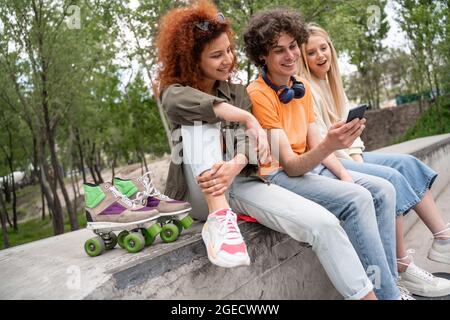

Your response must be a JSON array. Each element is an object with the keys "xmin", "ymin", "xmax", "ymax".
[{"xmin": 299, "ymin": 23, "xmax": 346, "ymax": 123}]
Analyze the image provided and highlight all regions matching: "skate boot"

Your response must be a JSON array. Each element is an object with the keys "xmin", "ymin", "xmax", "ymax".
[
  {"xmin": 83, "ymin": 182, "xmax": 162, "ymax": 257},
  {"xmin": 114, "ymin": 171, "xmax": 193, "ymax": 243}
]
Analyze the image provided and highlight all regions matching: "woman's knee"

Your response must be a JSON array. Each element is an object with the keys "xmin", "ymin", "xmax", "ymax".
[
  {"xmin": 263, "ymin": 202, "xmax": 342, "ymax": 246},
  {"xmin": 307, "ymin": 209, "xmax": 342, "ymax": 243},
  {"xmin": 395, "ymin": 153, "xmax": 417, "ymax": 163},
  {"xmin": 372, "ymin": 177, "xmax": 396, "ymax": 203},
  {"xmin": 347, "ymin": 185, "xmax": 374, "ymax": 211},
  {"xmin": 404, "ymin": 154, "xmax": 427, "ymax": 172},
  {"xmin": 375, "ymin": 166, "xmax": 405, "ymax": 187},
  {"xmin": 359, "ymin": 177, "xmax": 396, "ymax": 224},
  {"xmin": 181, "ymin": 123, "xmax": 223, "ymax": 177},
  {"xmin": 308, "ymin": 222, "xmax": 342, "ymax": 250},
  {"xmin": 390, "ymin": 153, "xmax": 422, "ymax": 172},
  {"xmin": 312, "ymin": 214, "xmax": 341, "ymax": 234}
]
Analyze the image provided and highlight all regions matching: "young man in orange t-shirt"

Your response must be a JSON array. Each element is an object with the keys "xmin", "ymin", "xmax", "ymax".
[{"xmin": 244, "ymin": 8, "xmax": 405, "ymax": 300}]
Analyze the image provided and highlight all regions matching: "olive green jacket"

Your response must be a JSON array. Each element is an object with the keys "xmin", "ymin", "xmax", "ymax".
[{"xmin": 162, "ymin": 81, "xmax": 257, "ymax": 200}]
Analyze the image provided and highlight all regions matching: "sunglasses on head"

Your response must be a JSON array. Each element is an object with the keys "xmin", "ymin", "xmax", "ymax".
[{"xmin": 195, "ymin": 12, "xmax": 225, "ymax": 31}]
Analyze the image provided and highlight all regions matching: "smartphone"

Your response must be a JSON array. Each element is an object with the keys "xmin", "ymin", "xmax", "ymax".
[{"xmin": 346, "ymin": 104, "xmax": 368, "ymax": 123}]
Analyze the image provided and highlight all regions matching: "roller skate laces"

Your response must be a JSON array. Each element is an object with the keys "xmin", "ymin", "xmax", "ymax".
[
  {"xmin": 114, "ymin": 172, "xmax": 194, "ymax": 243},
  {"xmin": 115, "ymin": 171, "xmax": 191, "ymax": 215}
]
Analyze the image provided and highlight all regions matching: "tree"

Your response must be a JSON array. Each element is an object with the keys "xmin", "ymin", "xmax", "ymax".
[
  {"xmin": 0, "ymin": 189, "xmax": 9, "ymax": 248},
  {"xmin": 116, "ymin": 0, "xmax": 181, "ymax": 151},
  {"xmin": 344, "ymin": 48, "xmax": 418, "ymax": 105},
  {"xmin": 396, "ymin": 0, "xmax": 447, "ymax": 99},
  {"xmin": 0, "ymin": 0, "xmax": 126, "ymax": 234},
  {"xmin": 0, "ymin": 106, "xmax": 30, "ymax": 231},
  {"xmin": 335, "ymin": 1, "xmax": 389, "ymax": 109}
]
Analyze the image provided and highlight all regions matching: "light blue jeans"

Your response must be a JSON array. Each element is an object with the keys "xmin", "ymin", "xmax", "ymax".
[
  {"xmin": 340, "ymin": 152, "xmax": 438, "ymax": 216},
  {"xmin": 180, "ymin": 124, "xmax": 374, "ymax": 300},
  {"xmin": 267, "ymin": 165, "xmax": 400, "ymax": 300}
]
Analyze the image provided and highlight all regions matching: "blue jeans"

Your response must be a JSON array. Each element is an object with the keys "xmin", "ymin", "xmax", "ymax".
[
  {"xmin": 340, "ymin": 152, "xmax": 438, "ymax": 216},
  {"xmin": 267, "ymin": 168, "xmax": 400, "ymax": 300},
  {"xmin": 181, "ymin": 124, "xmax": 374, "ymax": 299}
]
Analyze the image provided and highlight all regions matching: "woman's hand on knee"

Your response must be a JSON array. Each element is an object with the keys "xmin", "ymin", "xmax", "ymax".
[{"xmin": 197, "ymin": 160, "xmax": 240, "ymax": 196}]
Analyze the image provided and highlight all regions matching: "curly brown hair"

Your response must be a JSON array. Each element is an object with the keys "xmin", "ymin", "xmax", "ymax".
[
  {"xmin": 244, "ymin": 8, "xmax": 308, "ymax": 68},
  {"xmin": 156, "ymin": 0, "xmax": 237, "ymax": 94}
]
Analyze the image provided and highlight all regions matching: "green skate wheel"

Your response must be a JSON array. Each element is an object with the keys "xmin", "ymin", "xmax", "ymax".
[
  {"xmin": 140, "ymin": 228, "xmax": 156, "ymax": 247},
  {"xmin": 180, "ymin": 215, "xmax": 194, "ymax": 229},
  {"xmin": 105, "ymin": 232, "xmax": 118, "ymax": 250},
  {"xmin": 160, "ymin": 223, "xmax": 179, "ymax": 243},
  {"xmin": 148, "ymin": 222, "xmax": 162, "ymax": 238},
  {"xmin": 124, "ymin": 232, "xmax": 145, "ymax": 253},
  {"xmin": 172, "ymin": 219, "xmax": 183, "ymax": 235},
  {"xmin": 84, "ymin": 236, "xmax": 106, "ymax": 257},
  {"xmin": 117, "ymin": 230, "xmax": 129, "ymax": 249}
]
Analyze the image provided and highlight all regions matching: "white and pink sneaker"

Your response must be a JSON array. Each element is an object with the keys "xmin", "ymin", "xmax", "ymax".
[{"xmin": 202, "ymin": 208, "xmax": 251, "ymax": 268}]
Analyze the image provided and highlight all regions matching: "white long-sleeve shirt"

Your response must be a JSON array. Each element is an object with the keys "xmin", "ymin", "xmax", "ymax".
[{"xmin": 309, "ymin": 77, "xmax": 365, "ymax": 161}]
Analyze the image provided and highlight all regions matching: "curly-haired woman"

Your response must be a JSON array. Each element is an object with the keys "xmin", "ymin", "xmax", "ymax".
[{"xmin": 156, "ymin": 0, "xmax": 378, "ymax": 300}]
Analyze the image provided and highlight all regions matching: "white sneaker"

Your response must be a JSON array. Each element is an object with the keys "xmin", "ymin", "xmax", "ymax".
[
  {"xmin": 428, "ymin": 223, "xmax": 450, "ymax": 265},
  {"xmin": 428, "ymin": 239, "xmax": 450, "ymax": 265},
  {"xmin": 398, "ymin": 262, "xmax": 450, "ymax": 297},
  {"xmin": 202, "ymin": 208, "xmax": 251, "ymax": 268}
]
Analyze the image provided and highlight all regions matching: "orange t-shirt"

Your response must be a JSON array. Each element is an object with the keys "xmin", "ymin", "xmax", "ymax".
[{"xmin": 247, "ymin": 75, "xmax": 315, "ymax": 175}]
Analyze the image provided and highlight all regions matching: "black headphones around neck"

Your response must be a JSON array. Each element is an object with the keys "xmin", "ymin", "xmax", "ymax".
[{"xmin": 261, "ymin": 67, "xmax": 305, "ymax": 104}]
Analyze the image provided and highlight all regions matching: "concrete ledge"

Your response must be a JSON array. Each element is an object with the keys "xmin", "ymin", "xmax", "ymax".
[
  {"xmin": 376, "ymin": 133, "xmax": 450, "ymax": 234},
  {"xmin": 0, "ymin": 134, "xmax": 449, "ymax": 300}
]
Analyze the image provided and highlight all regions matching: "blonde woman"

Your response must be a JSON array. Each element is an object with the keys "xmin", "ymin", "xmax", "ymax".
[{"xmin": 299, "ymin": 23, "xmax": 450, "ymax": 298}]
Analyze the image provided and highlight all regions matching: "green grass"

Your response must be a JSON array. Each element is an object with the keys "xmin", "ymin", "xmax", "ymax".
[
  {"xmin": 5, "ymin": 184, "xmax": 41, "ymax": 221},
  {"xmin": 4, "ymin": 207, "xmax": 27, "ymax": 221},
  {"xmin": 397, "ymin": 95, "xmax": 450, "ymax": 143},
  {"xmin": 11, "ymin": 184, "xmax": 41, "ymax": 209},
  {"xmin": 0, "ymin": 211, "xmax": 87, "ymax": 249}
]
